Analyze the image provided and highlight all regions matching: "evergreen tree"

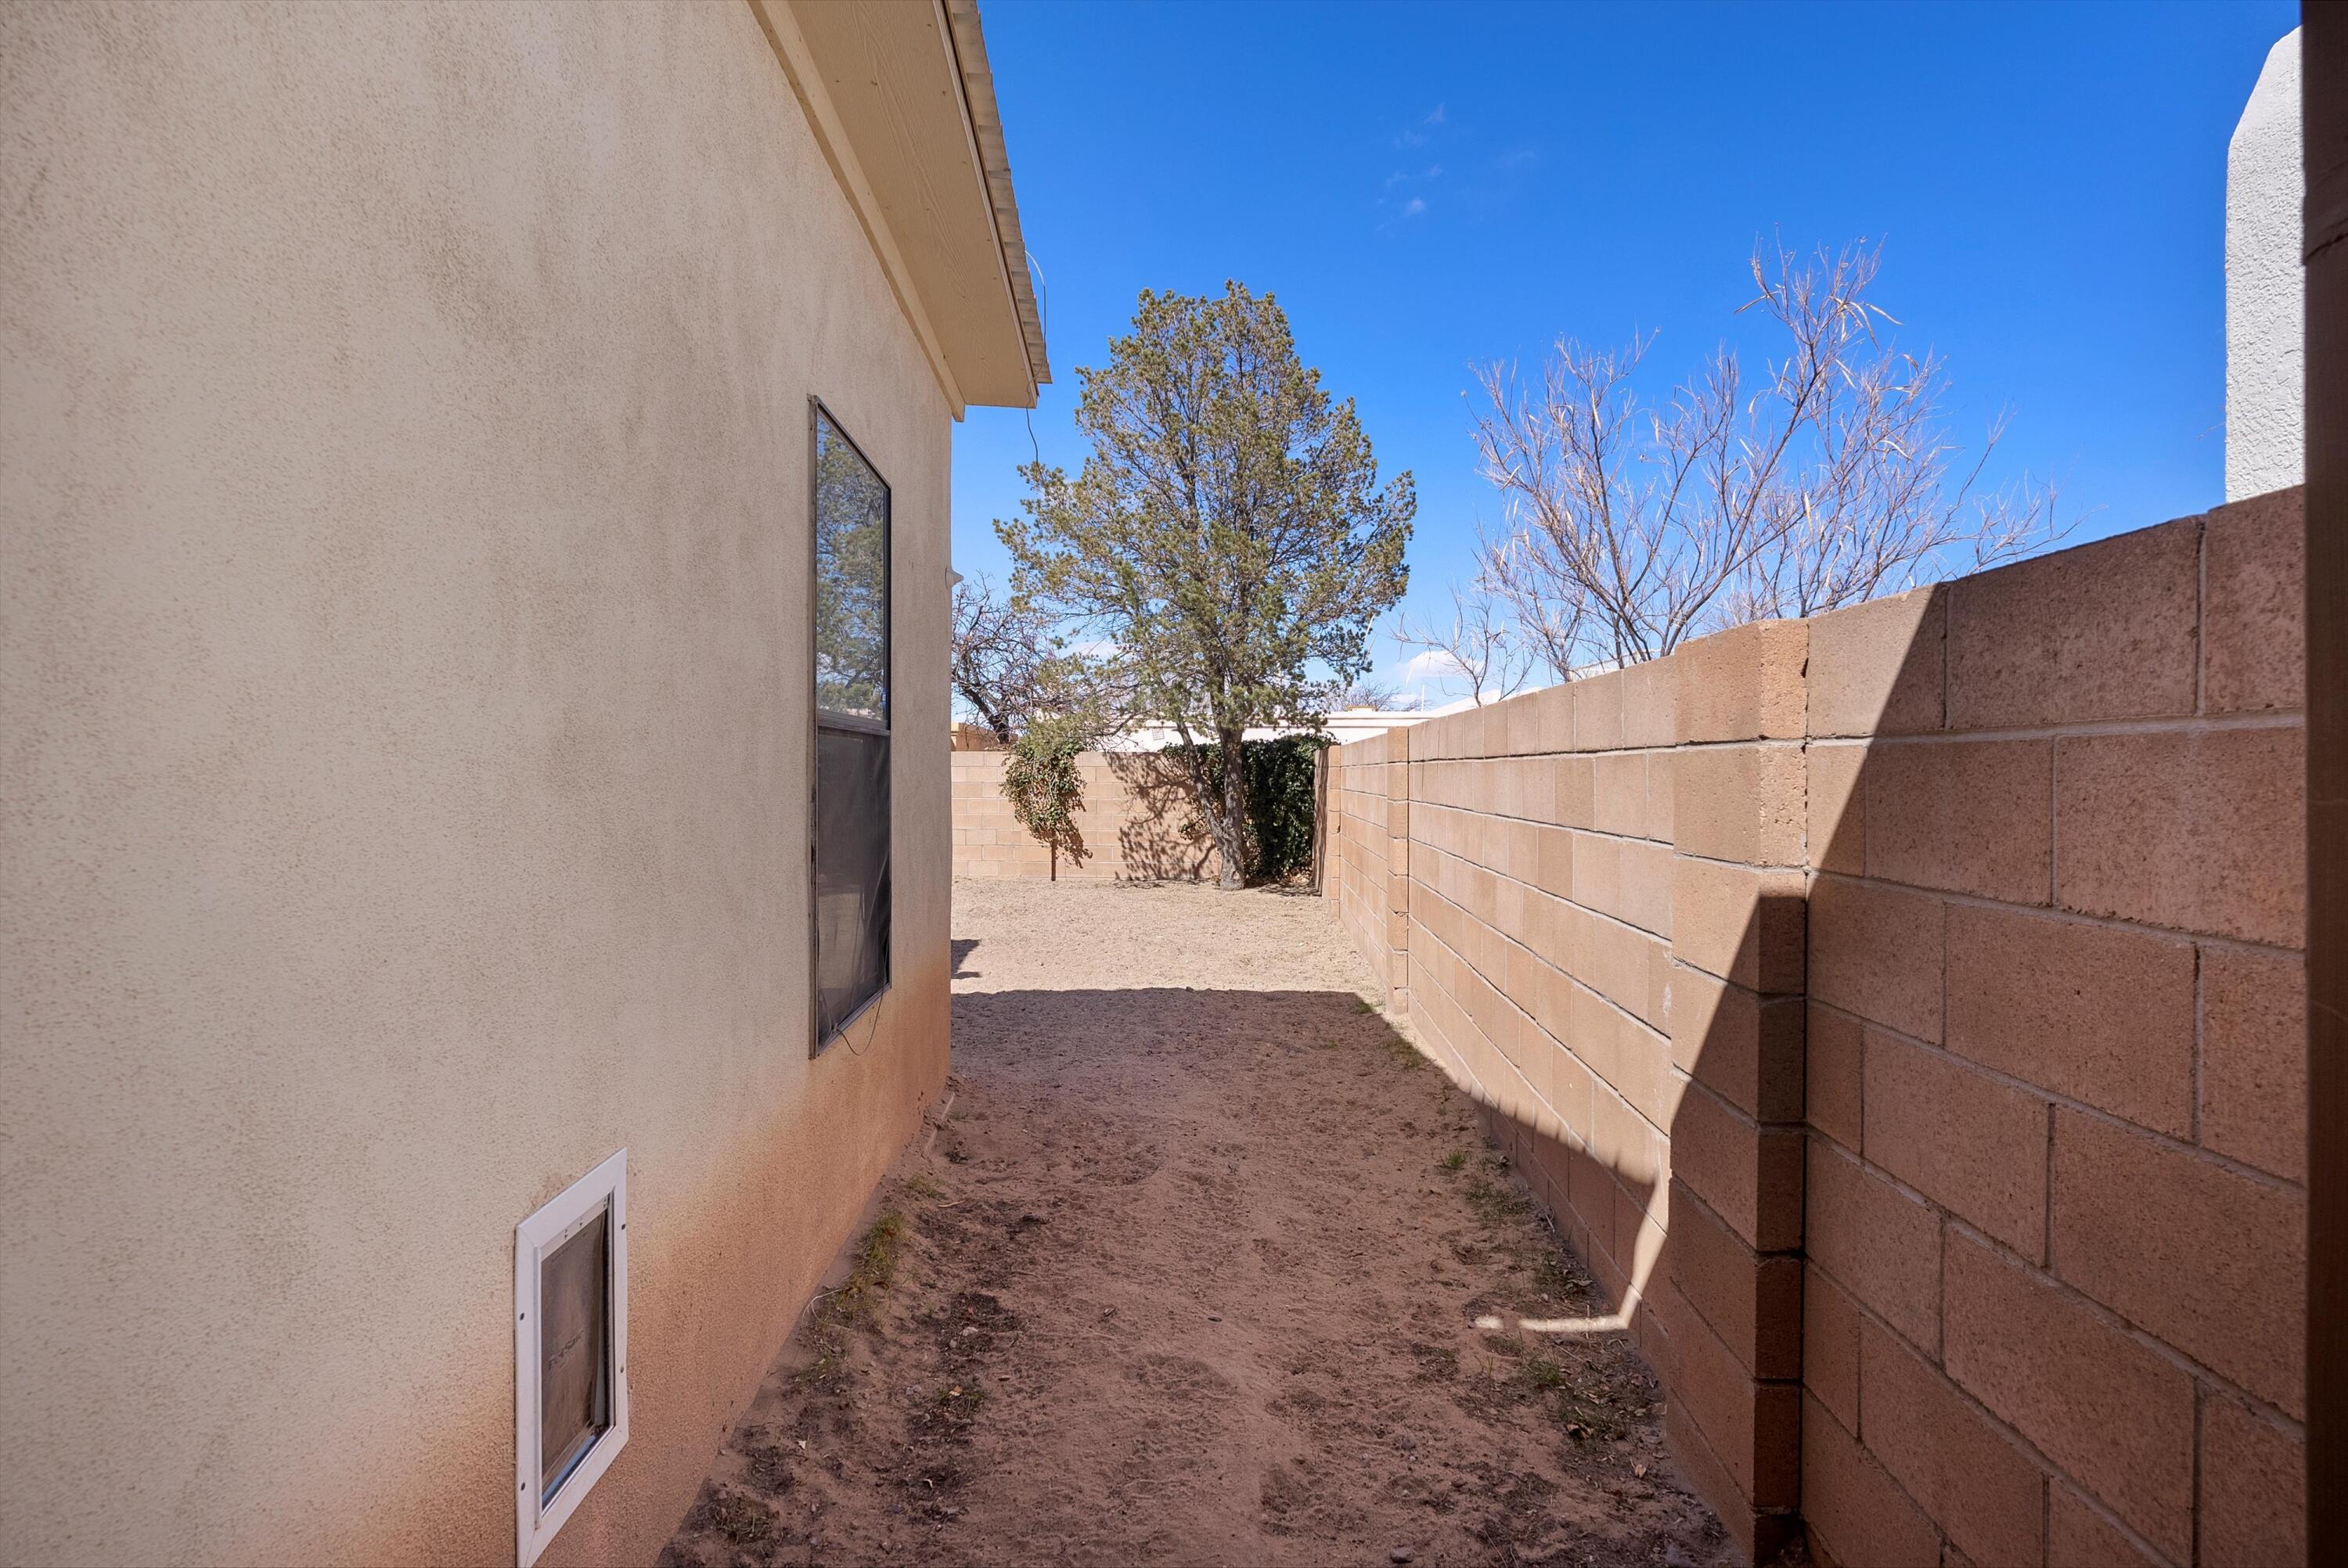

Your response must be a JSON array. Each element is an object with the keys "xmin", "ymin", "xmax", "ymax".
[{"xmin": 999, "ymin": 283, "xmax": 1413, "ymax": 888}]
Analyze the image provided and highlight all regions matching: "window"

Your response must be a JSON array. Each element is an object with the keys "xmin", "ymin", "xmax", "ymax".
[
  {"xmin": 811, "ymin": 405, "xmax": 891, "ymax": 1049},
  {"xmin": 514, "ymin": 1150, "xmax": 628, "ymax": 1568}
]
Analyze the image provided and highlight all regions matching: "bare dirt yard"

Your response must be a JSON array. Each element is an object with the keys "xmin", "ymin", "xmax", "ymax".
[{"xmin": 662, "ymin": 879, "xmax": 1727, "ymax": 1568}]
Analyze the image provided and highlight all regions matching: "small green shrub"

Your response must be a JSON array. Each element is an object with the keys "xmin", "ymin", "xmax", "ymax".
[
  {"xmin": 835, "ymin": 1210, "xmax": 906, "ymax": 1321},
  {"xmin": 1241, "ymin": 735, "xmax": 1326, "ymax": 881},
  {"xmin": 1464, "ymin": 1172, "xmax": 1529, "ymax": 1225},
  {"xmin": 1002, "ymin": 715, "xmax": 1089, "ymax": 879},
  {"xmin": 1154, "ymin": 734, "xmax": 1327, "ymax": 883}
]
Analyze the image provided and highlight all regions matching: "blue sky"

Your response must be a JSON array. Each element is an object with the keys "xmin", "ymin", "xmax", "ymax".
[{"xmin": 951, "ymin": 0, "xmax": 2298, "ymax": 703}]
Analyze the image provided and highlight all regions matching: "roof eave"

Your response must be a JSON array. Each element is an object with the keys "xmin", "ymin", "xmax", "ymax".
[
  {"xmin": 751, "ymin": 0, "xmax": 1047, "ymax": 413},
  {"xmin": 940, "ymin": 0, "xmax": 1051, "ymax": 394}
]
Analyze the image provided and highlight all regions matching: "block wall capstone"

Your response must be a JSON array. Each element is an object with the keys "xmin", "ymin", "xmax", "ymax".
[{"xmin": 1326, "ymin": 488, "xmax": 2308, "ymax": 1567}]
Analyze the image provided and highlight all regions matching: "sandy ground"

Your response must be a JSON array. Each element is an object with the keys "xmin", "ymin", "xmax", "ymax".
[{"xmin": 661, "ymin": 879, "xmax": 1727, "ymax": 1568}]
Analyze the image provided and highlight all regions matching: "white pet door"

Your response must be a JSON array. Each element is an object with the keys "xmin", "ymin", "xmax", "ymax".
[{"xmin": 514, "ymin": 1150, "xmax": 628, "ymax": 1566}]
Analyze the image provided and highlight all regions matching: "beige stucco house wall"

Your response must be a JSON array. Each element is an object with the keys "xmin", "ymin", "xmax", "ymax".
[{"xmin": 0, "ymin": 4, "xmax": 1043, "ymax": 1565}]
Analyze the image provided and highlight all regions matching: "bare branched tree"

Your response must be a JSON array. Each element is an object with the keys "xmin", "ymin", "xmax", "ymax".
[
  {"xmin": 952, "ymin": 574, "xmax": 1142, "ymax": 744},
  {"xmin": 1397, "ymin": 582, "xmax": 1535, "ymax": 707},
  {"xmin": 950, "ymin": 574, "xmax": 1061, "ymax": 743},
  {"xmin": 1470, "ymin": 521, "xmax": 1585, "ymax": 684},
  {"xmin": 1333, "ymin": 675, "xmax": 1408, "ymax": 711},
  {"xmin": 1469, "ymin": 241, "xmax": 2066, "ymax": 669}
]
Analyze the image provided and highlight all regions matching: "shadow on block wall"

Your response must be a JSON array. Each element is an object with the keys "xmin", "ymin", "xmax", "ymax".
[
  {"xmin": 1335, "ymin": 488, "xmax": 2309, "ymax": 1568},
  {"xmin": 1104, "ymin": 751, "xmax": 1219, "ymax": 882},
  {"xmin": 950, "ymin": 750, "xmax": 1217, "ymax": 882},
  {"xmin": 1464, "ymin": 882, "xmax": 1802, "ymax": 1561}
]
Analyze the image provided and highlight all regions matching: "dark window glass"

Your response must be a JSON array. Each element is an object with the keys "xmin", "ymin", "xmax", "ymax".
[
  {"xmin": 815, "ymin": 726, "xmax": 891, "ymax": 1036},
  {"xmin": 538, "ymin": 1207, "xmax": 610, "ymax": 1504},
  {"xmin": 812, "ymin": 408, "xmax": 890, "ymax": 1047}
]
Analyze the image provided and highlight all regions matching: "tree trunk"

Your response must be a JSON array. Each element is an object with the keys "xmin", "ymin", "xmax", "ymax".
[{"xmin": 1213, "ymin": 728, "xmax": 1248, "ymax": 890}]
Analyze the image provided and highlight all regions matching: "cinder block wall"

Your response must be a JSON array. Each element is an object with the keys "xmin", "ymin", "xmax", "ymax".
[
  {"xmin": 1326, "ymin": 490, "xmax": 2307, "ymax": 1567},
  {"xmin": 952, "ymin": 750, "xmax": 1222, "ymax": 881},
  {"xmin": 1333, "ymin": 728, "xmax": 1412, "ymax": 1005}
]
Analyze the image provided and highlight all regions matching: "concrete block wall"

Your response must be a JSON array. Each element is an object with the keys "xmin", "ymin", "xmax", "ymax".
[
  {"xmin": 1332, "ymin": 728, "xmax": 1412, "ymax": 1007},
  {"xmin": 952, "ymin": 749, "xmax": 1221, "ymax": 881},
  {"xmin": 1325, "ymin": 488, "xmax": 2307, "ymax": 1566}
]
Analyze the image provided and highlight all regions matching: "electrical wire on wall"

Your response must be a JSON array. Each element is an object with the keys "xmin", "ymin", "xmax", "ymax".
[
  {"xmin": 1025, "ymin": 251, "xmax": 1047, "ymax": 473},
  {"xmin": 834, "ymin": 997, "xmax": 885, "ymax": 1058}
]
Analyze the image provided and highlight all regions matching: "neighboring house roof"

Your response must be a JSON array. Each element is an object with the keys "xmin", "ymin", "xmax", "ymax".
[
  {"xmin": 751, "ymin": 0, "xmax": 1049, "ymax": 414},
  {"xmin": 1097, "ymin": 707, "xmax": 1460, "ymax": 753}
]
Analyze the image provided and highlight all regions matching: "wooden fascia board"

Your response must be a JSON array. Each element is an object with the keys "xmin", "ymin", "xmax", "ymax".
[{"xmin": 747, "ymin": 0, "xmax": 968, "ymax": 420}]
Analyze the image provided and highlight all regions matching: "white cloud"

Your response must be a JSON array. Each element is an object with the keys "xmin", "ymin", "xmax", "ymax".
[
  {"xmin": 1393, "ymin": 105, "xmax": 1446, "ymax": 149},
  {"xmin": 1377, "ymin": 110, "xmax": 1451, "ymax": 229},
  {"xmin": 1396, "ymin": 649, "xmax": 1462, "ymax": 682}
]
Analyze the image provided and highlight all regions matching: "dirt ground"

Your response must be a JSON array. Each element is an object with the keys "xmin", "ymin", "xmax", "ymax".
[{"xmin": 661, "ymin": 879, "xmax": 1728, "ymax": 1568}]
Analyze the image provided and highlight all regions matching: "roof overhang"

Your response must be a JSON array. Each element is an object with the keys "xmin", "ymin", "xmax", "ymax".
[{"xmin": 750, "ymin": 0, "xmax": 1050, "ymax": 415}]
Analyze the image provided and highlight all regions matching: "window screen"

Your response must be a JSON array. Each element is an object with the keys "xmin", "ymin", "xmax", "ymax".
[{"xmin": 812, "ymin": 407, "xmax": 890, "ymax": 1047}]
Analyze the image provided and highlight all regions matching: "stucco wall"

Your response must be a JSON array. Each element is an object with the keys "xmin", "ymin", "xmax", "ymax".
[
  {"xmin": 1328, "ymin": 491, "xmax": 2307, "ymax": 1566},
  {"xmin": 2225, "ymin": 28, "xmax": 2303, "ymax": 501},
  {"xmin": 1, "ymin": 5, "xmax": 953, "ymax": 1565}
]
